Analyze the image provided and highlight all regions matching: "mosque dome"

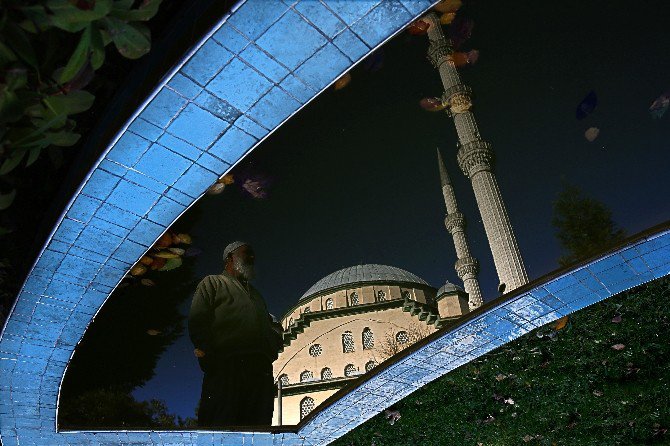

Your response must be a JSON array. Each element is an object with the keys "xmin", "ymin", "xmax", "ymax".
[
  {"xmin": 299, "ymin": 264, "xmax": 431, "ymax": 302},
  {"xmin": 436, "ymin": 281, "xmax": 464, "ymax": 296}
]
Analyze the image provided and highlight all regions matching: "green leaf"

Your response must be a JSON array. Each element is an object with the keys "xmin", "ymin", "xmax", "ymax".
[
  {"xmin": 103, "ymin": 17, "xmax": 151, "ymax": 59},
  {"xmin": 0, "ymin": 41, "xmax": 18, "ymax": 66},
  {"xmin": 46, "ymin": 0, "xmax": 113, "ymax": 32},
  {"xmin": 110, "ymin": 0, "xmax": 162, "ymax": 21},
  {"xmin": 0, "ymin": 149, "xmax": 27, "ymax": 175},
  {"xmin": 60, "ymin": 25, "xmax": 92, "ymax": 83},
  {"xmin": 90, "ymin": 24, "xmax": 105, "ymax": 69},
  {"xmin": 0, "ymin": 91, "xmax": 23, "ymax": 124},
  {"xmin": 159, "ymin": 257, "xmax": 182, "ymax": 271},
  {"xmin": 44, "ymin": 90, "xmax": 95, "ymax": 115},
  {"xmin": 46, "ymin": 130, "xmax": 80, "ymax": 146},
  {"xmin": 0, "ymin": 189, "xmax": 16, "ymax": 211},
  {"xmin": 25, "ymin": 147, "xmax": 41, "ymax": 166},
  {"xmin": 3, "ymin": 22, "xmax": 39, "ymax": 69}
]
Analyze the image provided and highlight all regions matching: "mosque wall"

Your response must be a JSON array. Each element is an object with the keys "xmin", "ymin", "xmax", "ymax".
[{"xmin": 272, "ymin": 388, "xmax": 338, "ymax": 426}]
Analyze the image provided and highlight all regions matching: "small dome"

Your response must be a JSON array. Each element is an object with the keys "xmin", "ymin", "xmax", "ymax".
[
  {"xmin": 437, "ymin": 281, "xmax": 463, "ymax": 296},
  {"xmin": 299, "ymin": 264, "xmax": 430, "ymax": 302}
]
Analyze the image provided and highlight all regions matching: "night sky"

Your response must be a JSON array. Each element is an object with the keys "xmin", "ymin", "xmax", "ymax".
[{"xmin": 129, "ymin": 1, "xmax": 670, "ymax": 419}]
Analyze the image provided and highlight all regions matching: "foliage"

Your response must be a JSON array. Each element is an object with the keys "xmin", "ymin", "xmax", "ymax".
[
  {"xmin": 0, "ymin": 0, "xmax": 162, "ymax": 214},
  {"xmin": 552, "ymin": 184, "xmax": 626, "ymax": 267},
  {"xmin": 377, "ymin": 322, "xmax": 433, "ymax": 361},
  {"xmin": 334, "ymin": 279, "xmax": 670, "ymax": 446}
]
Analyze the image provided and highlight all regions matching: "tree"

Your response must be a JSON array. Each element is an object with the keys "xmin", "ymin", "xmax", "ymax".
[
  {"xmin": 377, "ymin": 323, "xmax": 433, "ymax": 361},
  {"xmin": 552, "ymin": 184, "xmax": 626, "ymax": 267}
]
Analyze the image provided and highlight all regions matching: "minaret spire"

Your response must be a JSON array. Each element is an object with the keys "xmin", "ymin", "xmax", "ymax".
[
  {"xmin": 437, "ymin": 148, "xmax": 483, "ymax": 309},
  {"xmin": 425, "ymin": 13, "xmax": 529, "ymax": 292}
]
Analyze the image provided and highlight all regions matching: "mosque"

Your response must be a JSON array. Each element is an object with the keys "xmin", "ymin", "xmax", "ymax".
[{"xmin": 272, "ymin": 13, "xmax": 529, "ymax": 426}]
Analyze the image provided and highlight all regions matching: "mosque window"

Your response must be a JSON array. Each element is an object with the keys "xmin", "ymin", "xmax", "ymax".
[
  {"xmin": 278, "ymin": 374, "xmax": 289, "ymax": 386},
  {"xmin": 309, "ymin": 344, "xmax": 323, "ymax": 357},
  {"xmin": 402, "ymin": 290, "xmax": 411, "ymax": 300},
  {"xmin": 300, "ymin": 370, "xmax": 313, "ymax": 382},
  {"xmin": 362, "ymin": 327, "xmax": 374, "ymax": 350},
  {"xmin": 376, "ymin": 290, "xmax": 386, "ymax": 301},
  {"xmin": 344, "ymin": 364, "xmax": 357, "ymax": 377},
  {"xmin": 342, "ymin": 331, "xmax": 355, "ymax": 353},
  {"xmin": 300, "ymin": 397, "xmax": 315, "ymax": 420},
  {"xmin": 303, "ymin": 307, "xmax": 311, "ymax": 313},
  {"xmin": 288, "ymin": 318, "xmax": 293, "ymax": 327},
  {"xmin": 396, "ymin": 331, "xmax": 409, "ymax": 344},
  {"xmin": 325, "ymin": 298, "xmax": 334, "ymax": 310},
  {"xmin": 365, "ymin": 361, "xmax": 376, "ymax": 372},
  {"xmin": 321, "ymin": 367, "xmax": 332, "ymax": 380},
  {"xmin": 349, "ymin": 292, "xmax": 359, "ymax": 306}
]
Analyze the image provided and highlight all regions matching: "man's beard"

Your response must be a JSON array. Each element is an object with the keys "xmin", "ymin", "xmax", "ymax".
[{"xmin": 233, "ymin": 256, "xmax": 255, "ymax": 281}]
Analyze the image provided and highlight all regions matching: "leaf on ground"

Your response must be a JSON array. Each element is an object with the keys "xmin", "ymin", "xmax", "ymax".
[
  {"xmin": 554, "ymin": 316, "xmax": 569, "ymax": 330},
  {"xmin": 611, "ymin": 314, "xmax": 622, "ymax": 323},
  {"xmin": 612, "ymin": 343, "xmax": 625, "ymax": 351}
]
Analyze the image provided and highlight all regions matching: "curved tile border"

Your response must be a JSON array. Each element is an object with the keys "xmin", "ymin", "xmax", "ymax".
[{"xmin": 1, "ymin": 0, "xmax": 668, "ymax": 445}]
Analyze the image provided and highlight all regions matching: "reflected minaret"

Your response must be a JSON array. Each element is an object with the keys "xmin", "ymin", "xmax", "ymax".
[
  {"xmin": 437, "ymin": 148, "xmax": 483, "ymax": 309},
  {"xmin": 425, "ymin": 13, "xmax": 529, "ymax": 292}
]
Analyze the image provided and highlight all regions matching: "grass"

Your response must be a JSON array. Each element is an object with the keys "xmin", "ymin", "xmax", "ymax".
[{"xmin": 333, "ymin": 278, "xmax": 670, "ymax": 446}]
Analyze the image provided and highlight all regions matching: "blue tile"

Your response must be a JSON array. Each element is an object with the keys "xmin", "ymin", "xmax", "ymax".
[
  {"xmin": 80, "ymin": 169, "xmax": 121, "ymax": 201},
  {"xmin": 127, "ymin": 117, "xmax": 164, "ymax": 142},
  {"xmin": 34, "ymin": 250, "xmax": 66, "ymax": 272},
  {"xmin": 207, "ymin": 58, "xmax": 273, "ymax": 112},
  {"xmin": 22, "ymin": 275, "xmax": 50, "ymax": 296},
  {"xmin": 47, "ymin": 240, "xmax": 69, "ymax": 254},
  {"xmin": 166, "ymin": 103, "xmax": 230, "ymax": 149},
  {"xmin": 128, "ymin": 218, "xmax": 166, "ymax": 246},
  {"xmin": 588, "ymin": 253, "xmax": 625, "ymax": 274},
  {"xmin": 157, "ymin": 133, "xmax": 202, "ymax": 161},
  {"xmin": 209, "ymin": 126, "xmax": 258, "ymax": 164},
  {"xmin": 239, "ymin": 44, "xmax": 290, "ymax": 83},
  {"xmin": 352, "ymin": 1, "xmax": 413, "ymax": 47},
  {"xmin": 296, "ymin": 1, "xmax": 346, "ymax": 38},
  {"xmin": 57, "ymin": 255, "xmax": 101, "ymax": 281},
  {"xmin": 68, "ymin": 245, "xmax": 107, "ymax": 264},
  {"xmin": 134, "ymin": 143, "xmax": 193, "ymax": 186},
  {"xmin": 398, "ymin": 0, "xmax": 433, "ymax": 15},
  {"xmin": 248, "ymin": 86, "xmax": 301, "ymax": 129},
  {"xmin": 106, "ymin": 131, "xmax": 152, "ymax": 167},
  {"xmin": 234, "ymin": 116, "xmax": 267, "ymax": 138},
  {"xmin": 141, "ymin": 88, "xmax": 187, "ymax": 128},
  {"xmin": 227, "ymin": 1, "xmax": 289, "ymax": 40},
  {"xmin": 107, "ymin": 180, "xmax": 161, "ymax": 217},
  {"xmin": 65, "ymin": 194, "xmax": 102, "ymax": 223},
  {"xmin": 88, "ymin": 216, "xmax": 128, "ymax": 238},
  {"xmin": 147, "ymin": 196, "xmax": 187, "ymax": 226},
  {"xmin": 112, "ymin": 239, "xmax": 148, "ymax": 263},
  {"xmin": 52, "ymin": 218, "xmax": 84, "ymax": 244},
  {"xmin": 256, "ymin": 10, "xmax": 328, "ymax": 70},
  {"xmin": 334, "ymin": 28, "xmax": 370, "ymax": 62},
  {"xmin": 596, "ymin": 263, "xmax": 637, "ymax": 288},
  {"xmin": 172, "ymin": 164, "xmax": 219, "ymax": 198},
  {"xmin": 196, "ymin": 152, "xmax": 230, "ymax": 175},
  {"xmin": 280, "ymin": 74, "xmax": 317, "ymax": 104},
  {"xmin": 99, "ymin": 158, "xmax": 129, "ymax": 177},
  {"xmin": 544, "ymin": 274, "xmax": 580, "ymax": 294},
  {"xmin": 106, "ymin": 257, "xmax": 131, "ymax": 271},
  {"xmin": 212, "ymin": 24, "xmax": 251, "ymax": 54},
  {"xmin": 295, "ymin": 43, "xmax": 351, "ymax": 91},
  {"xmin": 75, "ymin": 225, "xmax": 123, "ymax": 256},
  {"xmin": 124, "ymin": 169, "xmax": 169, "ymax": 194},
  {"xmin": 641, "ymin": 244, "xmax": 670, "ymax": 269},
  {"xmin": 323, "ymin": 0, "xmax": 380, "ymax": 26},
  {"xmin": 165, "ymin": 187, "xmax": 194, "ymax": 206},
  {"xmin": 182, "ymin": 39, "xmax": 233, "ymax": 86},
  {"xmin": 167, "ymin": 73, "xmax": 202, "ymax": 100},
  {"xmin": 96, "ymin": 202, "xmax": 139, "ymax": 229},
  {"xmin": 94, "ymin": 265, "xmax": 125, "ymax": 288},
  {"xmin": 32, "ymin": 303, "xmax": 71, "ymax": 325},
  {"xmin": 194, "ymin": 91, "xmax": 242, "ymax": 123}
]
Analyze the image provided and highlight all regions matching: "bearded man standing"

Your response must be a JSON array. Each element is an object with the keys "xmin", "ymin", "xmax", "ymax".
[{"xmin": 188, "ymin": 241, "xmax": 282, "ymax": 427}]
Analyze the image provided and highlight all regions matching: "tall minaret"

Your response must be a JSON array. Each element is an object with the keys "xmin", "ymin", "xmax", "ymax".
[
  {"xmin": 437, "ymin": 148, "xmax": 483, "ymax": 309},
  {"xmin": 425, "ymin": 13, "xmax": 529, "ymax": 292}
]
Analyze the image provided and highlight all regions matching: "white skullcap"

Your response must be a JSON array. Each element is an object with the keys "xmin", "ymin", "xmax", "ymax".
[{"xmin": 223, "ymin": 241, "xmax": 249, "ymax": 261}]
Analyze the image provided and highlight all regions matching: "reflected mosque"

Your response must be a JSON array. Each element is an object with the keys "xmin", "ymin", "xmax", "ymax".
[{"xmin": 272, "ymin": 13, "xmax": 529, "ymax": 426}]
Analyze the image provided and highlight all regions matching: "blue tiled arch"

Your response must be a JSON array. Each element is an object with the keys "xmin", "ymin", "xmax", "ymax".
[{"xmin": 1, "ymin": 1, "xmax": 669, "ymax": 445}]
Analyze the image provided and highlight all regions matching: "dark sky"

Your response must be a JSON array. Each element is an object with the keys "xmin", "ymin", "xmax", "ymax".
[{"xmin": 131, "ymin": 0, "xmax": 670, "ymax": 419}]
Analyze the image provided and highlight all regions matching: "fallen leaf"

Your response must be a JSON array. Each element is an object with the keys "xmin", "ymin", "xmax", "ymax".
[
  {"xmin": 130, "ymin": 264, "xmax": 147, "ymax": 276},
  {"xmin": 207, "ymin": 182, "xmax": 225, "ymax": 195},
  {"xmin": 495, "ymin": 373, "xmax": 506, "ymax": 381},
  {"xmin": 334, "ymin": 72, "xmax": 351, "ymax": 90},
  {"xmin": 554, "ymin": 316, "xmax": 569, "ymax": 331},
  {"xmin": 612, "ymin": 344, "xmax": 625, "ymax": 351},
  {"xmin": 140, "ymin": 278, "xmax": 156, "ymax": 287},
  {"xmin": 593, "ymin": 390, "xmax": 604, "ymax": 397},
  {"xmin": 611, "ymin": 314, "xmax": 622, "ymax": 323},
  {"xmin": 155, "ymin": 232, "xmax": 173, "ymax": 248},
  {"xmin": 146, "ymin": 329, "xmax": 161, "ymax": 336},
  {"xmin": 384, "ymin": 409, "xmax": 401, "ymax": 425}
]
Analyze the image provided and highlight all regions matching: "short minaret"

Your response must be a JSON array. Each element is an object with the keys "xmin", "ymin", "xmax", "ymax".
[
  {"xmin": 437, "ymin": 148, "xmax": 483, "ymax": 310},
  {"xmin": 425, "ymin": 13, "xmax": 529, "ymax": 292}
]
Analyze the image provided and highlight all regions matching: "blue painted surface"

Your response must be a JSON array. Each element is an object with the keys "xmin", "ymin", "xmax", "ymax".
[{"xmin": 1, "ymin": 0, "xmax": 668, "ymax": 445}]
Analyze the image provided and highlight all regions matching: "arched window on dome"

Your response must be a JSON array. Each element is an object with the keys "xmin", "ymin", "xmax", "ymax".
[
  {"xmin": 303, "ymin": 307, "xmax": 310, "ymax": 314},
  {"xmin": 288, "ymin": 318, "xmax": 293, "ymax": 327},
  {"xmin": 362, "ymin": 327, "xmax": 374, "ymax": 350},
  {"xmin": 300, "ymin": 370, "xmax": 313, "ymax": 382},
  {"xmin": 402, "ymin": 290, "xmax": 412, "ymax": 300},
  {"xmin": 376, "ymin": 290, "xmax": 386, "ymax": 301},
  {"xmin": 309, "ymin": 344, "xmax": 322, "ymax": 357},
  {"xmin": 278, "ymin": 374, "xmax": 289, "ymax": 386},
  {"xmin": 321, "ymin": 367, "xmax": 332, "ymax": 380},
  {"xmin": 344, "ymin": 364, "xmax": 357, "ymax": 377},
  {"xmin": 349, "ymin": 292, "xmax": 359, "ymax": 306},
  {"xmin": 325, "ymin": 298, "xmax": 334, "ymax": 310},
  {"xmin": 365, "ymin": 360, "xmax": 376, "ymax": 372},
  {"xmin": 342, "ymin": 331, "xmax": 355, "ymax": 353},
  {"xmin": 300, "ymin": 397, "xmax": 315, "ymax": 420},
  {"xmin": 396, "ymin": 331, "xmax": 409, "ymax": 344}
]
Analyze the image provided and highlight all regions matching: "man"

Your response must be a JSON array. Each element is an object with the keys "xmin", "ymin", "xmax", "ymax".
[{"xmin": 188, "ymin": 241, "xmax": 283, "ymax": 427}]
